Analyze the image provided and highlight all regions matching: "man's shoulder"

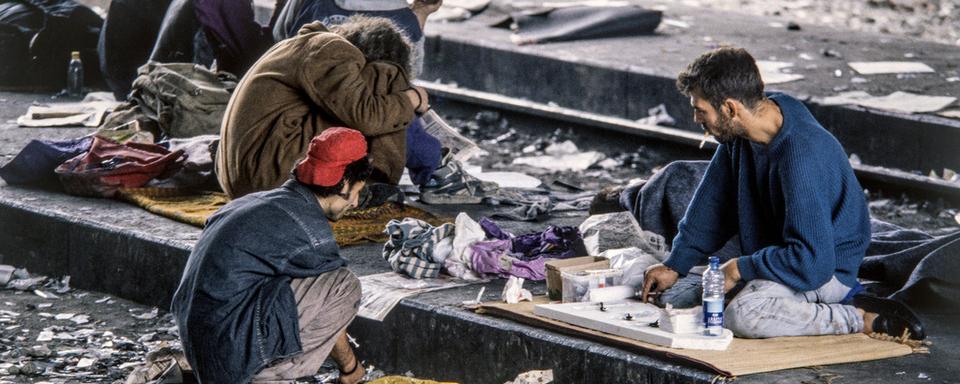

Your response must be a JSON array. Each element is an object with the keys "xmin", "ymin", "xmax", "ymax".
[{"xmin": 209, "ymin": 188, "xmax": 304, "ymax": 228}]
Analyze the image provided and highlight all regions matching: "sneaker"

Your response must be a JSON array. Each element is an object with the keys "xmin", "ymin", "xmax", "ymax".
[
  {"xmin": 420, "ymin": 159, "xmax": 497, "ymax": 205},
  {"xmin": 588, "ymin": 186, "xmax": 626, "ymax": 215},
  {"xmin": 852, "ymin": 294, "xmax": 926, "ymax": 340}
]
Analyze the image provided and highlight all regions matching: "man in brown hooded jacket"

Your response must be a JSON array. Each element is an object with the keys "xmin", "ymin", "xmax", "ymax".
[{"xmin": 216, "ymin": 16, "xmax": 429, "ymax": 198}]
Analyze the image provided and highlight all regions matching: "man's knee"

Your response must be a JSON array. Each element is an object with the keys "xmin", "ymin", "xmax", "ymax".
[{"xmin": 722, "ymin": 280, "xmax": 793, "ymax": 339}]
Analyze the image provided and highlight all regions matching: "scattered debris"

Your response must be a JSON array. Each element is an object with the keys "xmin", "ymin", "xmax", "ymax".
[
  {"xmin": 636, "ymin": 104, "xmax": 676, "ymax": 126},
  {"xmin": 502, "ymin": 277, "xmax": 533, "ymax": 304},
  {"xmin": 512, "ymin": 140, "xmax": 606, "ymax": 172},
  {"xmin": 507, "ymin": 369, "xmax": 554, "ymax": 384},
  {"xmin": 0, "ymin": 265, "xmax": 14, "ymax": 286},
  {"xmin": 462, "ymin": 286, "xmax": 486, "ymax": 306},
  {"xmin": 33, "ymin": 290, "xmax": 59, "ymax": 300},
  {"xmin": 847, "ymin": 61, "xmax": 936, "ymax": 75},
  {"xmin": 786, "ymin": 21, "xmax": 801, "ymax": 31},
  {"xmin": 756, "ymin": 61, "xmax": 805, "ymax": 84},
  {"xmin": 132, "ymin": 308, "xmax": 159, "ymax": 320},
  {"xmin": 820, "ymin": 48, "xmax": 843, "ymax": 59},
  {"xmin": 820, "ymin": 91, "xmax": 956, "ymax": 114},
  {"xmin": 76, "ymin": 357, "xmax": 97, "ymax": 369}
]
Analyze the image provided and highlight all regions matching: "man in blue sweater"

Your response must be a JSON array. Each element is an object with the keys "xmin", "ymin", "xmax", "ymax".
[{"xmin": 637, "ymin": 48, "xmax": 925, "ymax": 340}]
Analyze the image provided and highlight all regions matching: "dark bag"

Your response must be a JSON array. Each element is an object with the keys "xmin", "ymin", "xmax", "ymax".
[{"xmin": 0, "ymin": 0, "xmax": 103, "ymax": 90}]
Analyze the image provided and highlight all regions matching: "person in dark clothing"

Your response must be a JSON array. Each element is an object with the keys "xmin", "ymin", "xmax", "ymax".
[
  {"xmin": 172, "ymin": 127, "xmax": 372, "ymax": 383},
  {"xmin": 99, "ymin": 0, "xmax": 278, "ymax": 100},
  {"xmin": 614, "ymin": 47, "xmax": 925, "ymax": 340}
]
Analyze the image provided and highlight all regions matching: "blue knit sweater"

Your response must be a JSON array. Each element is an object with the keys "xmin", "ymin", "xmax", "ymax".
[{"xmin": 663, "ymin": 93, "xmax": 871, "ymax": 292}]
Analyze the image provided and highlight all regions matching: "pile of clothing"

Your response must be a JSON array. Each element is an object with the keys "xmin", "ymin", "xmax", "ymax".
[
  {"xmin": 2, "ymin": 61, "xmax": 233, "ymax": 196},
  {"xmin": 0, "ymin": 131, "xmax": 218, "ymax": 197},
  {"xmin": 382, "ymin": 213, "xmax": 587, "ymax": 281}
]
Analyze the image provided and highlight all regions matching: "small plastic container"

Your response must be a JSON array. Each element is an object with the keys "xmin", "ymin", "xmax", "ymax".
[{"xmin": 561, "ymin": 269, "xmax": 623, "ymax": 303}]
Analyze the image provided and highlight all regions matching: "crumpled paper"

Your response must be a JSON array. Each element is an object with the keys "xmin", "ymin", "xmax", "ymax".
[{"xmin": 502, "ymin": 276, "xmax": 533, "ymax": 304}]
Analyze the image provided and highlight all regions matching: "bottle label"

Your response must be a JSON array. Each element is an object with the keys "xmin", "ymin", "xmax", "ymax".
[{"xmin": 703, "ymin": 298, "xmax": 724, "ymax": 328}]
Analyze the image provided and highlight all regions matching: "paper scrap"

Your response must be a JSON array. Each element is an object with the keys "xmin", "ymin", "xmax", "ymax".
[
  {"xmin": 33, "ymin": 290, "xmax": 58, "ymax": 299},
  {"xmin": 16, "ymin": 94, "xmax": 121, "ymax": 128},
  {"xmin": 820, "ymin": 91, "xmax": 956, "ymax": 114},
  {"xmin": 358, "ymin": 272, "xmax": 482, "ymax": 321},
  {"xmin": 131, "ymin": 308, "xmax": 159, "ymax": 320},
  {"xmin": 512, "ymin": 152, "xmax": 605, "ymax": 172},
  {"xmin": 76, "ymin": 358, "xmax": 97, "ymax": 369},
  {"xmin": 847, "ymin": 61, "xmax": 935, "ymax": 75},
  {"xmin": 937, "ymin": 109, "xmax": 960, "ymax": 119},
  {"xmin": 502, "ymin": 277, "xmax": 533, "ymax": 304},
  {"xmin": 470, "ymin": 170, "xmax": 542, "ymax": 189},
  {"xmin": 37, "ymin": 331, "xmax": 55, "ymax": 342},
  {"xmin": 756, "ymin": 61, "xmax": 805, "ymax": 84}
]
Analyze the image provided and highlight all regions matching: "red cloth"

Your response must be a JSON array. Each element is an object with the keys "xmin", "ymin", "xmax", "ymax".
[
  {"xmin": 55, "ymin": 136, "xmax": 185, "ymax": 197},
  {"xmin": 295, "ymin": 127, "xmax": 368, "ymax": 187}
]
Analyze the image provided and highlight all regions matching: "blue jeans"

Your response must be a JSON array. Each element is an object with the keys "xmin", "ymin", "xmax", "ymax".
[{"xmin": 659, "ymin": 275, "xmax": 864, "ymax": 338}]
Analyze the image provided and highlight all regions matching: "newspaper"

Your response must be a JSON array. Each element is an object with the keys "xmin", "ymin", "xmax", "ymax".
[
  {"xmin": 357, "ymin": 272, "xmax": 482, "ymax": 321},
  {"xmin": 420, "ymin": 110, "xmax": 483, "ymax": 162}
]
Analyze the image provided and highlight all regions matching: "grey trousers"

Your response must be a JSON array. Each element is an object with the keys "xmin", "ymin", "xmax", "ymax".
[
  {"xmin": 660, "ymin": 275, "xmax": 864, "ymax": 338},
  {"xmin": 252, "ymin": 268, "xmax": 362, "ymax": 383}
]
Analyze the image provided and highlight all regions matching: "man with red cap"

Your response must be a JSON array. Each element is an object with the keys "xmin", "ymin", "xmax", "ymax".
[{"xmin": 172, "ymin": 128, "xmax": 371, "ymax": 383}]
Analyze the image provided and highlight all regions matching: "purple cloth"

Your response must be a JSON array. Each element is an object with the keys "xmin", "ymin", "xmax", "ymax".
[
  {"xmin": 479, "ymin": 217, "xmax": 587, "ymax": 261},
  {"xmin": 480, "ymin": 217, "xmax": 511, "ymax": 240},
  {"xmin": 0, "ymin": 136, "xmax": 94, "ymax": 187},
  {"xmin": 193, "ymin": 0, "xmax": 273, "ymax": 76},
  {"xmin": 470, "ymin": 240, "xmax": 547, "ymax": 280},
  {"xmin": 512, "ymin": 226, "xmax": 583, "ymax": 260}
]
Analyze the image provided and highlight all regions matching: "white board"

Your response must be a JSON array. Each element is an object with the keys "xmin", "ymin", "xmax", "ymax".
[{"xmin": 533, "ymin": 300, "xmax": 732, "ymax": 350}]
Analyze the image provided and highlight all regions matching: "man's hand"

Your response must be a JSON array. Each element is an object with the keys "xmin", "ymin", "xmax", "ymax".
[
  {"xmin": 719, "ymin": 258, "xmax": 742, "ymax": 293},
  {"xmin": 641, "ymin": 263, "xmax": 679, "ymax": 303},
  {"xmin": 411, "ymin": 0, "xmax": 443, "ymax": 15},
  {"xmin": 411, "ymin": 0, "xmax": 443, "ymax": 29},
  {"xmin": 404, "ymin": 87, "xmax": 430, "ymax": 113}
]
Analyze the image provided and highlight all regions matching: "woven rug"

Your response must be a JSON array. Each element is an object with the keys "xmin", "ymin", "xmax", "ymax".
[
  {"xmin": 479, "ymin": 297, "xmax": 915, "ymax": 378},
  {"xmin": 117, "ymin": 188, "xmax": 447, "ymax": 247}
]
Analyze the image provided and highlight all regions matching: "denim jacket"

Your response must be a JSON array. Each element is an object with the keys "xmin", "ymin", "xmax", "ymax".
[{"xmin": 171, "ymin": 180, "xmax": 345, "ymax": 383}]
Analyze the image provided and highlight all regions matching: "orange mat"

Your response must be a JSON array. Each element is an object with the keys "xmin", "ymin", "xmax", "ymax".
[{"xmin": 117, "ymin": 188, "xmax": 447, "ymax": 246}]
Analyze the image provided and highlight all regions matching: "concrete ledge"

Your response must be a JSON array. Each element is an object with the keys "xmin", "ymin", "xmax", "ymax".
[{"xmin": 2, "ymin": 184, "xmax": 958, "ymax": 383}]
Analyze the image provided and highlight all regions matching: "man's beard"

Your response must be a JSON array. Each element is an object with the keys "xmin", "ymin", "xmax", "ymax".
[{"xmin": 707, "ymin": 112, "xmax": 744, "ymax": 144}]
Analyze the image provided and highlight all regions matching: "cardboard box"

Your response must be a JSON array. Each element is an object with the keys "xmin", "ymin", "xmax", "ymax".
[{"xmin": 545, "ymin": 256, "xmax": 609, "ymax": 301}]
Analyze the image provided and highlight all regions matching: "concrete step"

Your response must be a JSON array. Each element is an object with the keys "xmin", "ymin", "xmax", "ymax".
[{"xmin": 419, "ymin": 0, "xmax": 960, "ymax": 176}]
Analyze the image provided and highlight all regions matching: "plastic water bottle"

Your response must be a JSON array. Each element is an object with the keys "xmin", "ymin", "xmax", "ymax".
[
  {"xmin": 67, "ymin": 51, "xmax": 83, "ymax": 97},
  {"xmin": 702, "ymin": 256, "xmax": 725, "ymax": 336}
]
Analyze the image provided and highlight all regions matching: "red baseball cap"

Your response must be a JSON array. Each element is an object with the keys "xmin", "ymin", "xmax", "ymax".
[{"xmin": 295, "ymin": 127, "xmax": 368, "ymax": 187}]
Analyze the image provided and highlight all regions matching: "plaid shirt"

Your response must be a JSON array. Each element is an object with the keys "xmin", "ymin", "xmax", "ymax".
[{"xmin": 383, "ymin": 218, "xmax": 455, "ymax": 279}]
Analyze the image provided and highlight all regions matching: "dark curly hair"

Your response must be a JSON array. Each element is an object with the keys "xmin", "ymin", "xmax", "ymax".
[
  {"xmin": 331, "ymin": 15, "xmax": 413, "ymax": 75},
  {"xmin": 677, "ymin": 47, "xmax": 765, "ymax": 111},
  {"xmin": 299, "ymin": 156, "xmax": 373, "ymax": 198}
]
